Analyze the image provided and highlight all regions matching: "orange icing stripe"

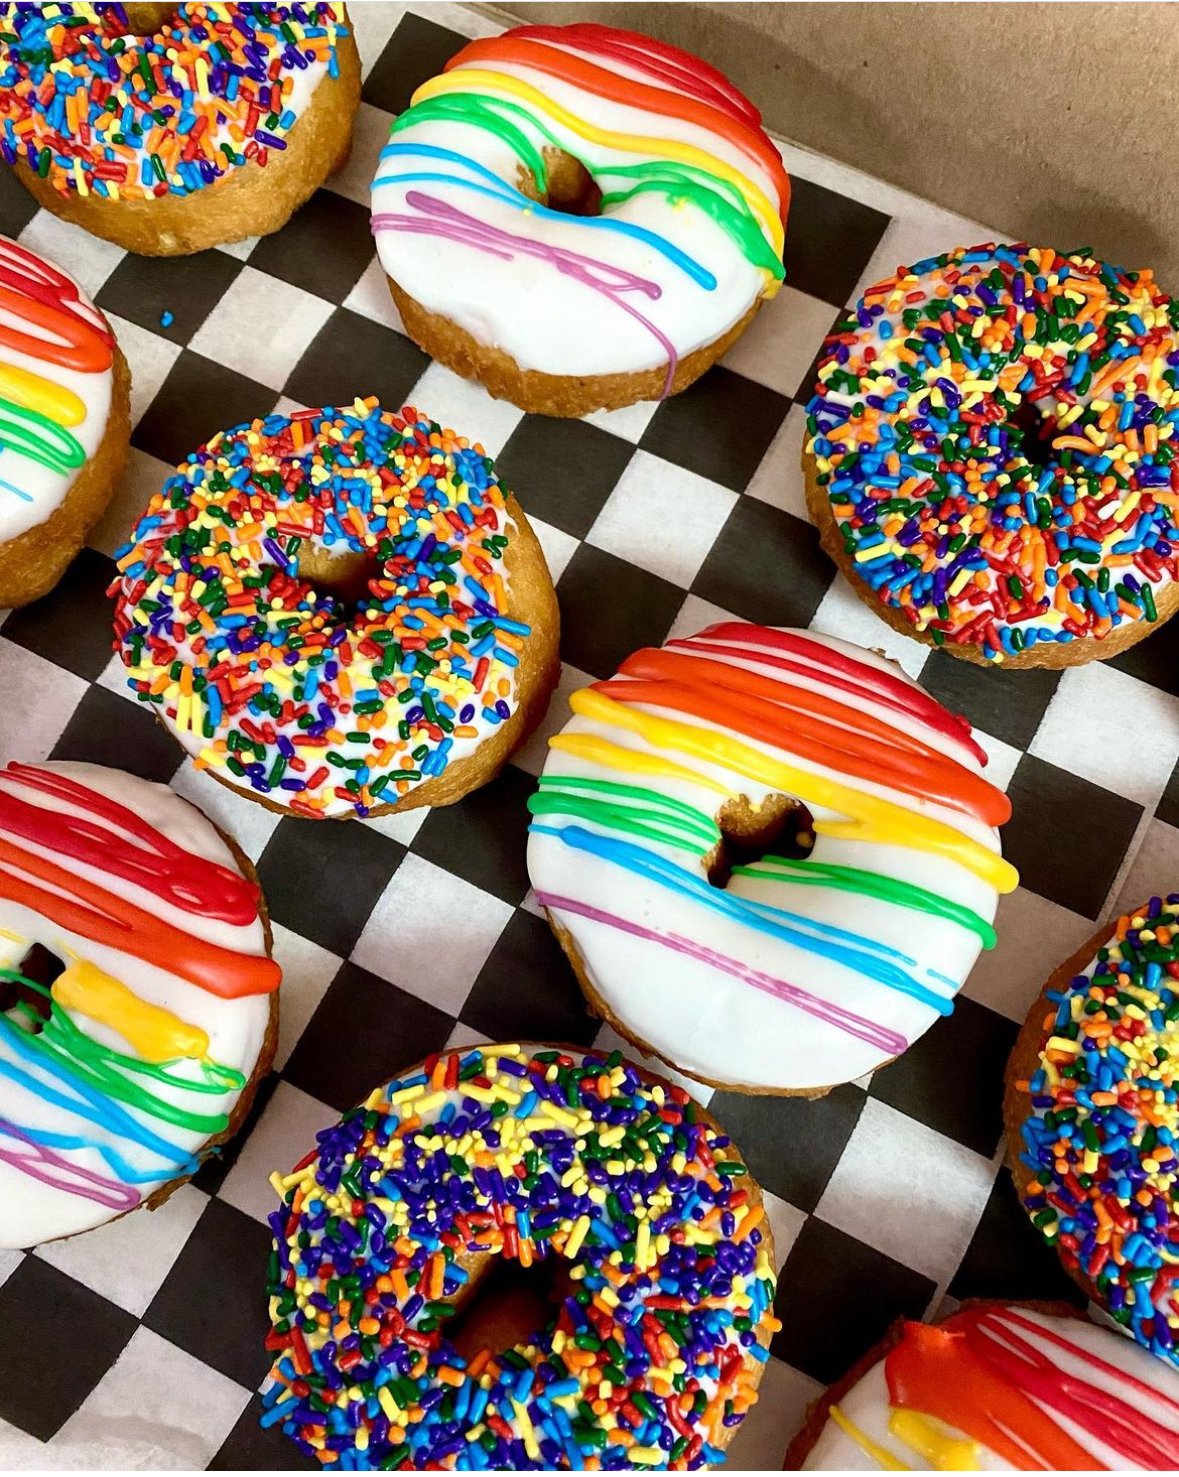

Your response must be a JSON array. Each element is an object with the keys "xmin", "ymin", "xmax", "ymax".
[
  {"xmin": 596, "ymin": 658, "xmax": 1010, "ymax": 828},
  {"xmin": 885, "ymin": 1320, "xmax": 1100, "ymax": 1470},
  {"xmin": 447, "ymin": 34, "xmax": 791, "ymax": 216},
  {"xmin": 0, "ymin": 835, "xmax": 279, "ymax": 998}
]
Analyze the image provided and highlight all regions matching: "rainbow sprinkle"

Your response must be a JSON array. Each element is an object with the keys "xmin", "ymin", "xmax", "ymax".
[
  {"xmin": 1018, "ymin": 895, "xmax": 1179, "ymax": 1365},
  {"xmin": 110, "ymin": 400, "xmax": 528, "ymax": 819},
  {"xmin": 0, "ymin": 2, "xmax": 345, "ymax": 200},
  {"xmin": 264, "ymin": 1045, "xmax": 778, "ymax": 1469},
  {"xmin": 805, "ymin": 243, "xmax": 1179, "ymax": 661}
]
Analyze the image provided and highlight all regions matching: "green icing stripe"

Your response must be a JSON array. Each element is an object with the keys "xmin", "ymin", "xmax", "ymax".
[
  {"xmin": 392, "ymin": 89, "xmax": 782, "ymax": 276},
  {"xmin": 0, "ymin": 396, "xmax": 85, "ymax": 476},
  {"xmin": 736, "ymin": 857, "xmax": 996, "ymax": 947},
  {"xmin": 3, "ymin": 971, "xmax": 246, "ymax": 1136}
]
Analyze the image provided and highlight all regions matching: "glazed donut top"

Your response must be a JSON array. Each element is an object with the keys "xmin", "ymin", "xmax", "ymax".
[
  {"xmin": 805, "ymin": 243, "xmax": 1179, "ymax": 661},
  {"xmin": 526, "ymin": 622, "xmax": 1017, "ymax": 1092},
  {"xmin": 111, "ymin": 400, "xmax": 531, "ymax": 819},
  {"xmin": 1016, "ymin": 895, "xmax": 1179, "ymax": 1368},
  {"xmin": 0, "ymin": 2, "xmax": 347, "ymax": 201},
  {"xmin": 265, "ymin": 1044, "xmax": 778, "ymax": 1470},
  {"xmin": 0, "ymin": 760, "xmax": 277, "ymax": 1249},
  {"xmin": 0, "ymin": 234, "xmax": 115, "ymax": 542},
  {"xmin": 802, "ymin": 1305, "xmax": 1179, "ymax": 1470},
  {"xmin": 371, "ymin": 23, "xmax": 788, "ymax": 386}
]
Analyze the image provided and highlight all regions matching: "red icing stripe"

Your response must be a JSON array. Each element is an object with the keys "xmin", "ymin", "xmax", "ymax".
[
  {"xmin": 691, "ymin": 622, "xmax": 986, "ymax": 764},
  {"xmin": 885, "ymin": 1307, "xmax": 1179, "ymax": 1470},
  {"xmin": 446, "ymin": 33, "xmax": 789, "ymax": 219},
  {"xmin": 0, "ymin": 240, "xmax": 113, "ymax": 373},
  {"xmin": 2, "ymin": 762, "xmax": 260, "ymax": 925},
  {"xmin": 597, "ymin": 659, "xmax": 1010, "ymax": 827},
  {"xmin": 0, "ymin": 832, "xmax": 279, "ymax": 999}
]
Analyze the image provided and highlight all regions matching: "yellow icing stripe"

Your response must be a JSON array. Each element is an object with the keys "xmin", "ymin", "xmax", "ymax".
[
  {"xmin": 888, "ymin": 1410, "xmax": 982, "ymax": 1471},
  {"xmin": 828, "ymin": 1404, "xmax": 911, "ymax": 1471},
  {"xmin": 0, "ymin": 361, "xmax": 86, "ymax": 427},
  {"xmin": 548, "ymin": 732, "xmax": 730, "ymax": 795},
  {"xmin": 51, "ymin": 959, "xmax": 210, "ymax": 1063},
  {"xmin": 410, "ymin": 68, "xmax": 785, "ymax": 257},
  {"xmin": 568, "ymin": 689, "xmax": 1018, "ymax": 894}
]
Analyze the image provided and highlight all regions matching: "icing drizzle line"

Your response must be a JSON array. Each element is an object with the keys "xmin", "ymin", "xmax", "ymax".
[
  {"xmin": 0, "ymin": 237, "xmax": 113, "ymax": 489},
  {"xmin": 861, "ymin": 1306, "xmax": 1179, "ymax": 1469}
]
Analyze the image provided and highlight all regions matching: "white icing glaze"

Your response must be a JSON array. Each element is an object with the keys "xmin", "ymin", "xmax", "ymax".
[
  {"xmin": 802, "ymin": 1307, "xmax": 1179, "ymax": 1470},
  {"xmin": 370, "ymin": 25, "xmax": 785, "ymax": 379},
  {"xmin": 0, "ymin": 763, "xmax": 271, "ymax": 1248},
  {"xmin": 0, "ymin": 236, "xmax": 114, "ymax": 545},
  {"xmin": 526, "ymin": 623, "xmax": 1015, "ymax": 1092}
]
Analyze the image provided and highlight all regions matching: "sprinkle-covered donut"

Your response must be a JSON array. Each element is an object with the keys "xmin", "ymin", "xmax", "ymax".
[
  {"xmin": 0, "ymin": 3, "xmax": 361, "ymax": 255},
  {"xmin": 370, "ymin": 23, "xmax": 788, "ymax": 417},
  {"xmin": 527, "ymin": 622, "xmax": 1018, "ymax": 1095},
  {"xmin": 264, "ymin": 1043, "xmax": 778, "ymax": 1469},
  {"xmin": 0, "ymin": 760, "xmax": 278, "ymax": 1249},
  {"xmin": 0, "ymin": 233, "xmax": 129, "ymax": 607},
  {"xmin": 1006, "ymin": 896, "xmax": 1179, "ymax": 1366},
  {"xmin": 786, "ymin": 1303, "xmax": 1179, "ymax": 1470},
  {"xmin": 803, "ymin": 244, "xmax": 1179, "ymax": 666},
  {"xmin": 111, "ymin": 400, "xmax": 559, "ymax": 819}
]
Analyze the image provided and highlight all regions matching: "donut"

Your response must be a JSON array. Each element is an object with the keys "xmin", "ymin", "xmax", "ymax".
[
  {"xmin": 263, "ymin": 1042, "xmax": 778, "ymax": 1469},
  {"xmin": 526, "ymin": 621, "xmax": 1018, "ymax": 1096},
  {"xmin": 0, "ymin": 3, "xmax": 361, "ymax": 256},
  {"xmin": 0, "ymin": 760, "xmax": 279, "ymax": 1249},
  {"xmin": 0, "ymin": 234, "xmax": 129, "ymax": 608},
  {"xmin": 1005, "ymin": 894, "xmax": 1179, "ymax": 1367},
  {"xmin": 110, "ymin": 400, "xmax": 560, "ymax": 820},
  {"xmin": 783, "ymin": 1301, "xmax": 1179, "ymax": 1470},
  {"xmin": 369, "ymin": 23, "xmax": 788, "ymax": 418},
  {"xmin": 803, "ymin": 243, "xmax": 1179, "ymax": 667}
]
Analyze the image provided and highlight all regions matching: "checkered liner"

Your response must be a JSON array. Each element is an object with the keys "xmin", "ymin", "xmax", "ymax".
[{"xmin": 2, "ymin": 4, "xmax": 1178, "ymax": 1469}]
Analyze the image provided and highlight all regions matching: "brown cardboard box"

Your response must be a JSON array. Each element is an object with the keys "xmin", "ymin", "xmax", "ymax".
[{"xmin": 488, "ymin": 2, "xmax": 1179, "ymax": 284}]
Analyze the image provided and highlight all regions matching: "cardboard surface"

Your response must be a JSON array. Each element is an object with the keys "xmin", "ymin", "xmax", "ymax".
[{"xmin": 495, "ymin": 1, "xmax": 1179, "ymax": 286}]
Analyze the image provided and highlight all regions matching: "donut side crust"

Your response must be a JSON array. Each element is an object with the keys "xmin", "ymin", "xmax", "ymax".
[
  {"xmin": 0, "ymin": 340, "xmax": 131, "ymax": 608},
  {"xmin": 10, "ymin": 24, "xmax": 361, "ymax": 256},
  {"xmin": 388, "ymin": 278, "xmax": 761, "ymax": 418},
  {"xmin": 802, "ymin": 451, "xmax": 1179, "ymax": 670}
]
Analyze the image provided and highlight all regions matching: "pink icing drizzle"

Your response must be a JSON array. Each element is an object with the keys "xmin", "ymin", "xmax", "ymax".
[
  {"xmin": 534, "ymin": 891, "xmax": 909, "ymax": 1055},
  {"xmin": 372, "ymin": 192, "xmax": 680, "ymax": 397},
  {"xmin": 0, "ymin": 1117, "xmax": 139, "ymax": 1212}
]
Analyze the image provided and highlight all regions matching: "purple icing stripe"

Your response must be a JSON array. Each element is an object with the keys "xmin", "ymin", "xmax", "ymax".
[
  {"xmin": 534, "ymin": 892, "xmax": 909, "ymax": 1056},
  {"xmin": 372, "ymin": 191, "xmax": 679, "ymax": 397},
  {"xmin": 0, "ymin": 1116, "xmax": 139, "ymax": 1211}
]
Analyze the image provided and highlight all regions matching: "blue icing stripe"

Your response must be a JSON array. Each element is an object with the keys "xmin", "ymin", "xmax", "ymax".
[
  {"xmin": 377, "ymin": 142, "xmax": 717, "ymax": 289},
  {"xmin": 531, "ymin": 821, "xmax": 955, "ymax": 1013}
]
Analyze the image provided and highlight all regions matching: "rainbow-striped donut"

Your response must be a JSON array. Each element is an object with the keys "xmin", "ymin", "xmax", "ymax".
[{"xmin": 371, "ymin": 23, "xmax": 788, "ymax": 412}]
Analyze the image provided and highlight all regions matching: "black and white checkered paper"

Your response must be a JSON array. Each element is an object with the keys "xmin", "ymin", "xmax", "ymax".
[{"xmin": 2, "ymin": 4, "xmax": 1178, "ymax": 1469}]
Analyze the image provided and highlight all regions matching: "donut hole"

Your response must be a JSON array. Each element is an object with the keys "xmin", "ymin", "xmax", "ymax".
[
  {"xmin": 119, "ymin": 3, "xmax": 176, "ymax": 35},
  {"xmin": 446, "ymin": 1254, "xmax": 574, "ymax": 1363},
  {"xmin": 1009, "ymin": 397, "xmax": 1060, "ymax": 470},
  {"xmin": 0, "ymin": 943, "xmax": 64, "ymax": 1036},
  {"xmin": 295, "ymin": 543, "xmax": 383, "ymax": 619},
  {"xmin": 706, "ymin": 792, "xmax": 815, "ymax": 889},
  {"xmin": 519, "ymin": 148, "xmax": 603, "ymax": 219}
]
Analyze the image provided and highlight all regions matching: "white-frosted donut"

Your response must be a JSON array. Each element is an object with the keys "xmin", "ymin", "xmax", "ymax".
[
  {"xmin": 370, "ymin": 23, "xmax": 788, "ymax": 386},
  {"xmin": 797, "ymin": 1304, "xmax": 1179, "ymax": 1470},
  {"xmin": 0, "ymin": 762, "xmax": 278, "ymax": 1248},
  {"xmin": 526, "ymin": 622, "xmax": 1018, "ymax": 1093}
]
